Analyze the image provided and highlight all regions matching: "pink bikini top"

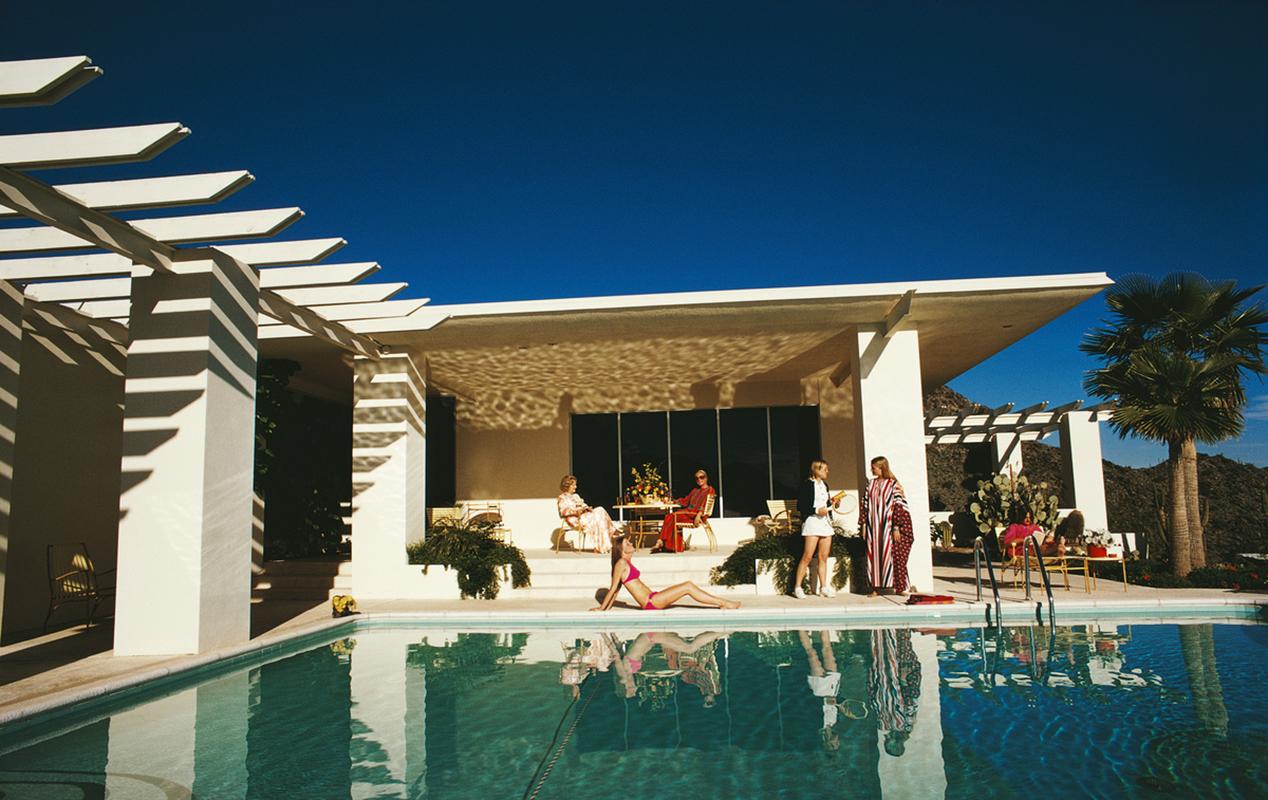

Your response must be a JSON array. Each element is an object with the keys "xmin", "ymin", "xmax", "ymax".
[{"xmin": 622, "ymin": 561, "xmax": 641, "ymax": 584}]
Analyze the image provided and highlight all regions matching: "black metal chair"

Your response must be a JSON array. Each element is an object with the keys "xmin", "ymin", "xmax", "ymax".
[{"xmin": 45, "ymin": 543, "xmax": 115, "ymax": 632}]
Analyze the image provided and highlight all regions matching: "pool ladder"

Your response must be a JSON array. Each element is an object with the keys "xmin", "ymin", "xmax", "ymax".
[
  {"xmin": 1021, "ymin": 535, "xmax": 1057, "ymax": 627},
  {"xmin": 973, "ymin": 536, "xmax": 1002, "ymax": 624},
  {"xmin": 974, "ymin": 535, "xmax": 1056, "ymax": 627}
]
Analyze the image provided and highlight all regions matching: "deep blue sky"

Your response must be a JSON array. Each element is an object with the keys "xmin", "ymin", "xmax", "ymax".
[{"xmin": 4, "ymin": 2, "xmax": 1266, "ymax": 466}]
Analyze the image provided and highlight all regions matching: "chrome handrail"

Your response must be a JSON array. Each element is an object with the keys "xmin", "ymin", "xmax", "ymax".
[
  {"xmin": 1021, "ymin": 535, "xmax": 1056, "ymax": 627},
  {"xmin": 974, "ymin": 536, "xmax": 1003, "ymax": 624}
]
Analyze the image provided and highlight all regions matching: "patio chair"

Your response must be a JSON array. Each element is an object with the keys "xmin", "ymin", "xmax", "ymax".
[
  {"xmin": 765, "ymin": 499, "xmax": 801, "ymax": 536},
  {"xmin": 463, "ymin": 500, "xmax": 512, "ymax": 544},
  {"xmin": 1003, "ymin": 536, "xmax": 1071, "ymax": 591},
  {"xmin": 45, "ymin": 543, "xmax": 115, "ymax": 632},
  {"xmin": 554, "ymin": 517, "xmax": 589, "ymax": 552},
  {"xmin": 676, "ymin": 493, "xmax": 718, "ymax": 552}
]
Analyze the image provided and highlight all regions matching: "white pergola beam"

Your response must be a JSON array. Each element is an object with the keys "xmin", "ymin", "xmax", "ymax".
[
  {"xmin": 0, "ymin": 207, "xmax": 303, "ymax": 253},
  {"xmin": 0, "ymin": 252, "xmax": 369, "ymax": 282},
  {"xmin": 883, "ymin": 289, "xmax": 915, "ymax": 338},
  {"xmin": 0, "ymin": 170, "xmax": 254, "ymax": 218},
  {"xmin": 259, "ymin": 261, "xmax": 379, "ymax": 288},
  {"xmin": 0, "ymin": 123, "xmax": 189, "ymax": 169},
  {"xmin": 0, "ymin": 252, "xmax": 134, "ymax": 281},
  {"xmin": 260, "ymin": 298, "xmax": 428, "ymax": 322},
  {"xmin": 31, "ymin": 274, "xmax": 400, "ymax": 305},
  {"xmin": 26, "ymin": 277, "xmax": 130, "ymax": 302},
  {"xmin": 274, "ymin": 282, "xmax": 406, "ymax": 306},
  {"xmin": 216, "ymin": 237, "xmax": 346, "ymax": 266},
  {"xmin": 0, "ymin": 165, "xmax": 380, "ymax": 356},
  {"xmin": 0, "ymin": 56, "xmax": 101, "ymax": 107}
]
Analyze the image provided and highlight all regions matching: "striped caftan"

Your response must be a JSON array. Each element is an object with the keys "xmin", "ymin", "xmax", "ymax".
[{"xmin": 861, "ymin": 477, "xmax": 913, "ymax": 593}]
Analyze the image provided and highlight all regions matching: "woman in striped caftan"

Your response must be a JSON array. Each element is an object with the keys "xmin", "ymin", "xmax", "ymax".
[{"xmin": 860, "ymin": 456, "xmax": 915, "ymax": 596}]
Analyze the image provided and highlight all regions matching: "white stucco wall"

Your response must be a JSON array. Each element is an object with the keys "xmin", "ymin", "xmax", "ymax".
[{"xmin": 3, "ymin": 311, "xmax": 125, "ymax": 641}]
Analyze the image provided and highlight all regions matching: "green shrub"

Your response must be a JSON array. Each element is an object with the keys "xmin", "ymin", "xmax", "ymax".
[
  {"xmin": 711, "ymin": 533, "xmax": 852, "ymax": 593},
  {"xmin": 1124, "ymin": 559, "xmax": 1267, "ymax": 590},
  {"xmin": 406, "ymin": 517, "xmax": 531, "ymax": 599}
]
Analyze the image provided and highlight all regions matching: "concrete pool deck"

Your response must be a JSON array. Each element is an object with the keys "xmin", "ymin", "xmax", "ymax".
[{"xmin": 1, "ymin": 565, "xmax": 1264, "ymax": 728}]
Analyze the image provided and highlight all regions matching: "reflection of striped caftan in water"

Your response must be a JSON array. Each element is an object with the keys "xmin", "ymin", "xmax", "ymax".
[
  {"xmin": 868, "ymin": 628, "xmax": 920, "ymax": 735},
  {"xmin": 862, "ymin": 477, "xmax": 913, "ymax": 592}
]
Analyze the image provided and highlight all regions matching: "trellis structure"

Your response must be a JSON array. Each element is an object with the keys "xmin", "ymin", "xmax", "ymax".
[
  {"xmin": 925, "ymin": 400, "xmax": 1115, "ymax": 530},
  {"xmin": 0, "ymin": 55, "xmax": 441, "ymax": 653}
]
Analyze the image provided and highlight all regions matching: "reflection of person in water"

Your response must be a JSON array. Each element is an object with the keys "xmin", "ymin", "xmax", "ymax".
[
  {"xmin": 799, "ymin": 630, "xmax": 844, "ymax": 751},
  {"xmin": 560, "ymin": 636, "xmax": 622, "ymax": 698},
  {"xmin": 608, "ymin": 631, "xmax": 728, "ymax": 700},
  {"xmin": 868, "ymin": 628, "xmax": 921, "ymax": 756},
  {"xmin": 665, "ymin": 635, "xmax": 723, "ymax": 707}
]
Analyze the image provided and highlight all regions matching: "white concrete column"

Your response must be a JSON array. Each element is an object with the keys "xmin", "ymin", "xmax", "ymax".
[
  {"xmin": 114, "ymin": 252, "xmax": 260, "ymax": 655},
  {"xmin": 991, "ymin": 432, "xmax": 1023, "ymax": 476},
  {"xmin": 878, "ymin": 631, "xmax": 946, "ymax": 800},
  {"xmin": 0, "ymin": 281, "xmax": 21, "ymax": 637},
  {"xmin": 352, "ymin": 351, "xmax": 426, "ymax": 597},
  {"xmin": 1058, "ymin": 410, "xmax": 1108, "ymax": 532},
  {"xmin": 349, "ymin": 630, "xmax": 417, "ymax": 796},
  {"xmin": 850, "ymin": 327, "xmax": 933, "ymax": 593}
]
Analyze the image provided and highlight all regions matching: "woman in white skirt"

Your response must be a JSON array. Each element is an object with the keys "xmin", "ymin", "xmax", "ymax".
[{"xmin": 793, "ymin": 459, "xmax": 841, "ymax": 598}]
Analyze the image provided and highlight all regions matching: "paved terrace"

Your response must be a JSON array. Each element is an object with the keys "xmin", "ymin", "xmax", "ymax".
[{"xmin": 1, "ymin": 564, "xmax": 1263, "ymax": 727}]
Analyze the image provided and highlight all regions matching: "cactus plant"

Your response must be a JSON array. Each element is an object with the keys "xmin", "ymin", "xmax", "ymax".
[{"xmin": 969, "ymin": 472, "xmax": 1060, "ymax": 534}]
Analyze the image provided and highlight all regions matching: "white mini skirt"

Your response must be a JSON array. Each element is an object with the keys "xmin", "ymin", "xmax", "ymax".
[{"xmin": 801, "ymin": 514, "xmax": 834, "ymax": 538}]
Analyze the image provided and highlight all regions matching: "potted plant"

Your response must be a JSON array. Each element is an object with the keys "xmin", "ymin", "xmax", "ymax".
[
  {"xmin": 626, "ymin": 463, "xmax": 670, "ymax": 504},
  {"xmin": 1083, "ymin": 529, "xmax": 1115, "ymax": 558}
]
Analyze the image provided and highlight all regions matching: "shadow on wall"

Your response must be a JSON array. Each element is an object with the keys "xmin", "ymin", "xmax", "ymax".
[{"xmin": 4, "ymin": 302, "xmax": 126, "ymax": 642}]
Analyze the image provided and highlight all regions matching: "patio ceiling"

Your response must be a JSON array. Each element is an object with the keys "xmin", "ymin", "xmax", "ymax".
[{"xmin": 263, "ymin": 272, "xmax": 1111, "ymax": 422}]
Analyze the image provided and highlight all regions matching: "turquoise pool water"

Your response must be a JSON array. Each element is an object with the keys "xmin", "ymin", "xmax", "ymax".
[{"xmin": 1, "ymin": 620, "xmax": 1265, "ymax": 798}]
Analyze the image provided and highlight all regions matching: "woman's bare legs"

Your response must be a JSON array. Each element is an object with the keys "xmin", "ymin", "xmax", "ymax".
[
  {"xmin": 649, "ymin": 581, "xmax": 740, "ymax": 609},
  {"xmin": 816, "ymin": 536, "xmax": 832, "ymax": 593},
  {"xmin": 794, "ymin": 536, "xmax": 818, "ymax": 594}
]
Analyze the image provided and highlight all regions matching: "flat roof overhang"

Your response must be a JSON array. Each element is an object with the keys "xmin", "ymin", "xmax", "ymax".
[{"xmin": 260, "ymin": 272, "xmax": 1113, "ymax": 403}]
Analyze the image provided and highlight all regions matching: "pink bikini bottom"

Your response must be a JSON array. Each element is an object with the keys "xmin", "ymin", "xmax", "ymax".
[{"xmin": 643, "ymin": 591, "xmax": 659, "ymax": 610}]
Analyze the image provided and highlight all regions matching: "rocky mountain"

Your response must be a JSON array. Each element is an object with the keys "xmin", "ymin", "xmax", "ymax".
[{"xmin": 924, "ymin": 386, "xmax": 1268, "ymax": 561}]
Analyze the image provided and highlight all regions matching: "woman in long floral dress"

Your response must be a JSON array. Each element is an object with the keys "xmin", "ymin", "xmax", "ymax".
[
  {"xmin": 860, "ymin": 456, "xmax": 915, "ymax": 596},
  {"xmin": 557, "ymin": 474, "xmax": 621, "ymax": 553}
]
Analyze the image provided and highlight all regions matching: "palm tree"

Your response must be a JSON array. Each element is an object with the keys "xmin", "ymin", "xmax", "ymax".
[{"xmin": 1081, "ymin": 273, "xmax": 1266, "ymax": 575}]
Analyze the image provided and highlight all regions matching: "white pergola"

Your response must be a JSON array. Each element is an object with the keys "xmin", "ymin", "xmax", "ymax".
[
  {"xmin": 925, "ymin": 400, "xmax": 1114, "ymax": 530},
  {"xmin": 0, "ymin": 56, "xmax": 440, "ymax": 654}
]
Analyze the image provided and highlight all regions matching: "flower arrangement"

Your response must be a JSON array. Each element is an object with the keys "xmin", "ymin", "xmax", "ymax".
[
  {"xmin": 1082, "ymin": 529, "xmax": 1115, "ymax": 547},
  {"xmin": 626, "ymin": 463, "xmax": 670, "ymax": 503}
]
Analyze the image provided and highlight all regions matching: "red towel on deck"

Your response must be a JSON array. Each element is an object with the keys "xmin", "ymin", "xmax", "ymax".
[{"xmin": 905, "ymin": 594, "xmax": 955, "ymax": 605}]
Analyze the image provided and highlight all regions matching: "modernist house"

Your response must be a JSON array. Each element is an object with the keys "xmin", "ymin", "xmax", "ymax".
[{"xmin": 0, "ymin": 56, "xmax": 1114, "ymax": 657}]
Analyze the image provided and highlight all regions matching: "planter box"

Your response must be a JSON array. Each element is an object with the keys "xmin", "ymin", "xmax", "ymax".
[
  {"xmin": 755, "ymin": 558, "xmax": 847, "ymax": 595},
  {"xmin": 1088, "ymin": 545, "xmax": 1108, "ymax": 558}
]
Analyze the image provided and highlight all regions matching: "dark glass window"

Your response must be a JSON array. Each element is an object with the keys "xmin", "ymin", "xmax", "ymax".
[
  {"xmin": 719, "ymin": 408, "xmax": 770, "ymax": 517},
  {"xmin": 669, "ymin": 410, "xmax": 719, "ymax": 499},
  {"xmin": 571, "ymin": 413, "xmax": 621, "ymax": 508},
  {"xmin": 425, "ymin": 394, "xmax": 457, "ymax": 507},
  {"xmin": 618, "ymin": 411, "xmax": 669, "ymax": 498},
  {"xmin": 769, "ymin": 405, "xmax": 822, "ymax": 502}
]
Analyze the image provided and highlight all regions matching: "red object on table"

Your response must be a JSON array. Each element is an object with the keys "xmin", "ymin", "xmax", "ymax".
[{"xmin": 1088, "ymin": 545, "xmax": 1108, "ymax": 558}]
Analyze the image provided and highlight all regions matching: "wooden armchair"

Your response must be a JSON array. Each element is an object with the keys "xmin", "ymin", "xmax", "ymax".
[
  {"xmin": 45, "ymin": 543, "xmax": 114, "ymax": 632},
  {"xmin": 765, "ymin": 499, "xmax": 801, "ymax": 536},
  {"xmin": 675, "ymin": 493, "xmax": 718, "ymax": 552},
  {"xmin": 462, "ymin": 500, "xmax": 512, "ymax": 544}
]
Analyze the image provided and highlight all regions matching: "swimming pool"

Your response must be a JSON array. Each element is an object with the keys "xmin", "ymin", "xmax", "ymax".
[{"xmin": 1, "ymin": 619, "xmax": 1264, "ymax": 798}]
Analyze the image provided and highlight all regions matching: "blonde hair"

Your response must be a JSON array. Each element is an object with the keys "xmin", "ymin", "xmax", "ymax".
[
  {"xmin": 807, "ymin": 459, "xmax": 828, "ymax": 480},
  {"xmin": 559, "ymin": 474, "xmax": 577, "ymax": 492},
  {"xmin": 870, "ymin": 456, "xmax": 897, "ymax": 480}
]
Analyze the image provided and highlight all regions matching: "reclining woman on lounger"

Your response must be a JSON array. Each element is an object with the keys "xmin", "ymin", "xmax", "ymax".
[{"xmin": 592, "ymin": 535, "xmax": 741, "ymax": 611}]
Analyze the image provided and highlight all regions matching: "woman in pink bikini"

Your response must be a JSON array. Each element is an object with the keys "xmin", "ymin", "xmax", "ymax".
[{"xmin": 592, "ymin": 536, "xmax": 741, "ymax": 611}]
